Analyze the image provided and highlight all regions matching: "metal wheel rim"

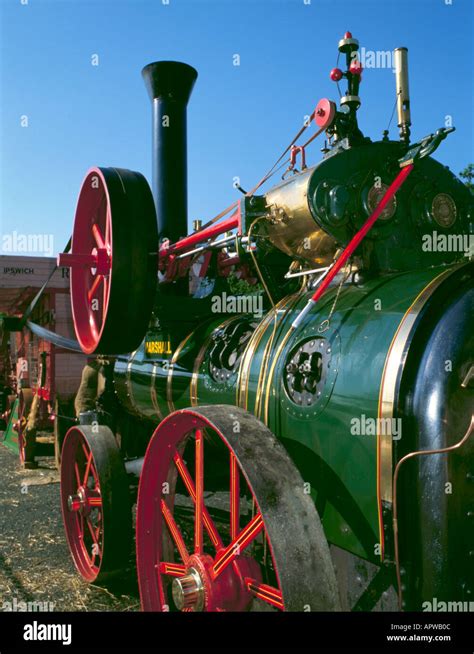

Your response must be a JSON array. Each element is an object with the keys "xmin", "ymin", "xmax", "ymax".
[{"xmin": 60, "ymin": 427, "xmax": 104, "ymax": 581}]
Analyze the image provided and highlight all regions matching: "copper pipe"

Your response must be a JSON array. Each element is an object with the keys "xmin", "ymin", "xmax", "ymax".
[{"xmin": 393, "ymin": 415, "xmax": 474, "ymax": 610}]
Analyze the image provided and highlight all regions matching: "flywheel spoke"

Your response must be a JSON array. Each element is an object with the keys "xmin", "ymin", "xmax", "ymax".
[
  {"xmin": 74, "ymin": 462, "xmax": 81, "ymax": 487},
  {"xmin": 161, "ymin": 499, "xmax": 189, "ymax": 564},
  {"xmin": 245, "ymin": 578, "xmax": 284, "ymax": 610},
  {"xmin": 230, "ymin": 452, "xmax": 240, "ymax": 541},
  {"xmin": 92, "ymin": 223, "xmax": 106, "ymax": 249},
  {"xmin": 194, "ymin": 429, "xmax": 204, "ymax": 554},
  {"xmin": 173, "ymin": 451, "xmax": 222, "ymax": 549},
  {"xmin": 83, "ymin": 452, "xmax": 93, "ymax": 486},
  {"xmin": 159, "ymin": 562, "xmax": 186, "ymax": 577},
  {"xmin": 213, "ymin": 513, "xmax": 264, "ymax": 578},
  {"xmin": 87, "ymin": 274, "xmax": 103, "ymax": 303}
]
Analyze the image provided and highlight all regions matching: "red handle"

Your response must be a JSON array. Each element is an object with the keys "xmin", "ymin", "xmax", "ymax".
[{"xmin": 311, "ymin": 164, "xmax": 414, "ymax": 303}]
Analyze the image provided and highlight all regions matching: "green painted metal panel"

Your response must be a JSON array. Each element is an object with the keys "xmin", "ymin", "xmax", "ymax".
[
  {"xmin": 114, "ymin": 264, "xmax": 460, "ymax": 560},
  {"xmin": 0, "ymin": 398, "xmax": 19, "ymax": 454}
]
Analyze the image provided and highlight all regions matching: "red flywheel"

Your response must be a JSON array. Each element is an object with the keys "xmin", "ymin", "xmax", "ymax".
[{"xmin": 59, "ymin": 167, "xmax": 157, "ymax": 355}]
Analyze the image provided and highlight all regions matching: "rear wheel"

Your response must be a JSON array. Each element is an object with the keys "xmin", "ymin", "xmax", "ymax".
[
  {"xmin": 136, "ymin": 405, "xmax": 340, "ymax": 611},
  {"xmin": 60, "ymin": 425, "xmax": 132, "ymax": 582}
]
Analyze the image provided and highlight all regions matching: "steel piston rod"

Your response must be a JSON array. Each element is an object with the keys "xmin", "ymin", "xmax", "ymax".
[
  {"xmin": 175, "ymin": 235, "xmax": 250, "ymax": 260},
  {"xmin": 285, "ymin": 266, "xmax": 330, "ymax": 279},
  {"xmin": 160, "ymin": 211, "xmax": 240, "ymax": 257}
]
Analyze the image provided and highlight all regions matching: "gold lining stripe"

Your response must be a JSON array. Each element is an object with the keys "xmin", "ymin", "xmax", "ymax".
[
  {"xmin": 126, "ymin": 349, "xmax": 139, "ymax": 415},
  {"xmin": 262, "ymin": 289, "xmax": 313, "ymax": 424},
  {"xmin": 255, "ymin": 293, "xmax": 300, "ymax": 419},
  {"xmin": 236, "ymin": 311, "xmax": 273, "ymax": 408},
  {"xmin": 263, "ymin": 328, "xmax": 294, "ymax": 425},
  {"xmin": 237, "ymin": 295, "xmax": 295, "ymax": 412},
  {"xmin": 167, "ymin": 331, "xmax": 195, "ymax": 414},
  {"xmin": 150, "ymin": 362, "xmax": 163, "ymax": 421},
  {"xmin": 376, "ymin": 265, "xmax": 464, "ymax": 558}
]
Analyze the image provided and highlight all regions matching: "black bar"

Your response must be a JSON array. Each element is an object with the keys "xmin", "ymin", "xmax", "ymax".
[{"xmin": 0, "ymin": 611, "xmax": 473, "ymax": 651}]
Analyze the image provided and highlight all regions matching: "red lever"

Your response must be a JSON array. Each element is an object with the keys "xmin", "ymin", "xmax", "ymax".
[
  {"xmin": 291, "ymin": 164, "xmax": 414, "ymax": 329},
  {"xmin": 313, "ymin": 164, "xmax": 413, "ymax": 303},
  {"xmin": 289, "ymin": 145, "xmax": 306, "ymax": 170}
]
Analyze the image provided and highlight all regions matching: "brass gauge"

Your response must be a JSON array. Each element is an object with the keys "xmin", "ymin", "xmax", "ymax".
[
  {"xmin": 367, "ymin": 183, "xmax": 397, "ymax": 220},
  {"xmin": 431, "ymin": 193, "xmax": 457, "ymax": 228}
]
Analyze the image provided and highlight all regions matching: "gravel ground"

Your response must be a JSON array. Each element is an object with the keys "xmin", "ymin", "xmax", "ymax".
[{"xmin": 0, "ymin": 443, "xmax": 140, "ymax": 612}]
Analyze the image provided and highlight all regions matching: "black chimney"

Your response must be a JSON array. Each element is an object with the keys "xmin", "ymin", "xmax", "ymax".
[{"xmin": 142, "ymin": 61, "xmax": 198, "ymax": 245}]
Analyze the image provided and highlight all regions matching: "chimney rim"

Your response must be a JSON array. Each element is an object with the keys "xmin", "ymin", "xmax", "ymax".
[{"xmin": 142, "ymin": 60, "xmax": 198, "ymax": 104}]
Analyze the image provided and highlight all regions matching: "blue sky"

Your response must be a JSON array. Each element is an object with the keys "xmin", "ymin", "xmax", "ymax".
[{"xmin": 0, "ymin": 0, "xmax": 472, "ymax": 255}]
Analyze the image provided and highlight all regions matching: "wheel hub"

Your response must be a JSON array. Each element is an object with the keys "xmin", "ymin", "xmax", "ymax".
[
  {"xmin": 67, "ymin": 486, "xmax": 100, "ymax": 516},
  {"xmin": 67, "ymin": 493, "xmax": 83, "ymax": 512},
  {"xmin": 68, "ymin": 486, "xmax": 87, "ymax": 514},
  {"xmin": 172, "ymin": 567, "xmax": 204, "ymax": 611},
  {"xmin": 170, "ymin": 552, "xmax": 260, "ymax": 612}
]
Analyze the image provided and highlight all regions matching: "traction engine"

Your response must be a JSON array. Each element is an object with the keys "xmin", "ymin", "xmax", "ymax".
[{"xmin": 57, "ymin": 33, "xmax": 473, "ymax": 612}]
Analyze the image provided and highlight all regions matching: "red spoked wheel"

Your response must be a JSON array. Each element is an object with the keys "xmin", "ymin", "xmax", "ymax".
[
  {"xmin": 60, "ymin": 425, "xmax": 132, "ymax": 582},
  {"xmin": 59, "ymin": 167, "xmax": 158, "ymax": 355},
  {"xmin": 137, "ymin": 405, "xmax": 339, "ymax": 612},
  {"xmin": 15, "ymin": 388, "xmax": 35, "ymax": 467}
]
